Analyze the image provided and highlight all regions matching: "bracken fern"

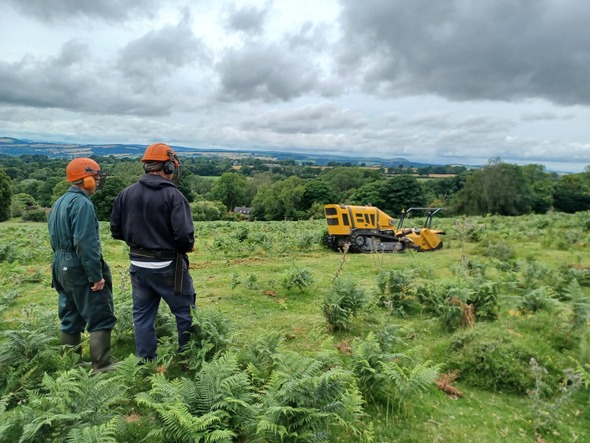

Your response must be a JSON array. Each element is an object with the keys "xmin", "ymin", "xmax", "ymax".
[
  {"xmin": 258, "ymin": 350, "xmax": 365, "ymax": 442},
  {"xmin": 17, "ymin": 368, "xmax": 127, "ymax": 442}
]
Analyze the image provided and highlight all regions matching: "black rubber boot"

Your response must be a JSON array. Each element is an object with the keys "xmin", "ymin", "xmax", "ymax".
[
  {"xmin": 61, "ymin": 331, "xmax": 91, "ymax": 367},
  {"xmin": 89, "ymin": 330, "xmax": 118, "ymax": 373}
]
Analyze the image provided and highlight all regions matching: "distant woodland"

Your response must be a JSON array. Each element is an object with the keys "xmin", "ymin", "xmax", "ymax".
[{"xmin": 1, "ymin": 153, "xmax": 590, "ymax": 223}]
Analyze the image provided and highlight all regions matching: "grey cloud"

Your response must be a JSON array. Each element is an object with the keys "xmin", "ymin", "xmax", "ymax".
[
  {"xmin": 55, "ymin": 40, "xmax": 89, "ymax": 66},
  {"xmin": 402, "ymin": 112, "xmax": 513, "ymax": 135},
  {"xmin": 338, "ymin": 0, "xmax": 590, "ymax": 106},
  {"xmin": 5, "ymin": 0, "xmax": 158, "ymax": 22},
  {"xmin": 287, "ymin": 21, "xmax": 332, "ymax": 52},
  {"xmin": 217, "ymin": 44, "xmax": 322, "ymax": 102},
  {"xmin": 225, "ymin": 4, "xmax": 268, "ymax": 34},
  {"xmin": 520, "ymin": 111, "xmax": 575, "ymax": 122},
  {"xmin": 217, "ymin": 12, "xmax": 340, "ymax": 102},
  {"xmin": 454, "ymin": 116, "xmax": 514, "ymax": 133},
  {"xmin": 0, "ymin": 41, "xmax": 94, "ymax": 110},
  {"xmin": 0, "ymin": 41, "xmax": 175, "ymax": 116},
  {"xmin": 405, "ymin": 111, "xmax": 452, "ymax": 129},
  {"xmin": 241, "ymin": 103, "xmax": 366, "ymax": 134},
  {"xmin": 116, "ymin": 17, "xmax": 206, "ymax": 88}
]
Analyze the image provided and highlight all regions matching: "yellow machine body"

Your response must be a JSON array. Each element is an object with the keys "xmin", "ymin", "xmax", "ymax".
[
  {"xmin": 324, "ymin": 204, "xmax": 444, "ymax": 253},
  {"xmin": 324, "ymin": 204, "xmax": 397, "ymax": 236}
]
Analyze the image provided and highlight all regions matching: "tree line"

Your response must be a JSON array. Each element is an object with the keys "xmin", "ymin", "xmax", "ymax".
[{"xmin": 1, "ymin": 153, "xmax": 589, "ymax": 223}]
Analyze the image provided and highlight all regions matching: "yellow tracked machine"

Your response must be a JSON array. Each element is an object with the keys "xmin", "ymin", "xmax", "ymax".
[{"xmin": 324, "ymin": 204, "xmax": 445, "ymax": 253}]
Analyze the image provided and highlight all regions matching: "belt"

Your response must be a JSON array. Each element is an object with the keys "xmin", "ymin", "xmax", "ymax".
[
  {"xmin": 129, "ymin": 248, "xmax": 186, "ymax": 294},
  {"xmin": 129, "ymin": 248, "xmax": 177, "ymax": 260}
]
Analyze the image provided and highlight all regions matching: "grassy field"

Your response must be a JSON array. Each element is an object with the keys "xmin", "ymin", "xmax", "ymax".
[{"xmin": 1, "ymin": 213, "xmax": 589, "ymax": 442}]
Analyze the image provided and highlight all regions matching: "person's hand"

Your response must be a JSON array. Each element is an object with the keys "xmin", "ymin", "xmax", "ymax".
[{"xmin": 91, "ymin": 278, "xmax": 105, "ymax": 292}]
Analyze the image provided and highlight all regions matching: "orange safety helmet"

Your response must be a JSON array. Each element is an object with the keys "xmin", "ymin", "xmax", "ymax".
[
  {"xmin": 141, "ymin": 142, "xmax": 179, "ymax": 175},
  {"xmin": 66, "ymin": 158, "xmax": 106, "ymax": 190},
  {"xmin": 66, "ymin": 158, "xmax": 101, "ymax": 182}
]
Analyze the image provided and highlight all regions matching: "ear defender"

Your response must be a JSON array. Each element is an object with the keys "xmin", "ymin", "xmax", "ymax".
[
  {"xmin": 163, "ymin": 160, "xmax": 175, "ymax": 174},
  {"xmin": 163, "ymin": 151, "xmax": 177, "ymax": 174},
  {"xmin": 83, "ymin": 175, "xmax": 96, "ymax": 189}
]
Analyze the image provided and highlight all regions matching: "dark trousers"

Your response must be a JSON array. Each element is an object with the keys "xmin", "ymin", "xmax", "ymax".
[
  {"xmin": 53, "ymin": 254, "xmax": 117, "ymax": 333},
  {"xmin": 129, "ymin": 260, "xmax": 196, "ymax": 360}
]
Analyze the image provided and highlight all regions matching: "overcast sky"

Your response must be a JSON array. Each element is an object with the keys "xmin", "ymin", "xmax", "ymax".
[{"xmin": 1, "ymin": 0, "xmax": 589, "ymax": 172}]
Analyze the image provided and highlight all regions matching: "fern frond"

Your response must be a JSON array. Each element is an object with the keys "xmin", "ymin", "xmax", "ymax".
[
  {"xmin": 64, "ymin": 419, "xmax": 118, "ymax": 443},
  {"xmin": 204, "ymin": 428, "xmax": 236, "ymax": 443},
  {"xmin": 145, "ymin": 400, "xmax": 223, "ymax": 442},
  {"xmin": 19, "ymin": 412, "xmax": 81, "ymax": 442},
  {"xmin": 259, "ymin": 349, "xmax": 365, "ymax": 441},
  {"xmin": 381, "ymin": 360, "xmax": 440, "ymax": 417},
  {"xmin": 16, "ymin": 366, "xmax": 128, "ymax": 442},
  {"xmin": 136, "ymin": 373, "xmax": 185, "ymax": 406},
  {"xmin": 238, "ymin": 332, "xmax": 284, "ymax": 385}
]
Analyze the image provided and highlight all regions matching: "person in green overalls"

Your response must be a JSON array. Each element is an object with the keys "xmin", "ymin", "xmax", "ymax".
[{"xmin": 48, "ymin": 157, "xmax": 117, "ymax": 372}]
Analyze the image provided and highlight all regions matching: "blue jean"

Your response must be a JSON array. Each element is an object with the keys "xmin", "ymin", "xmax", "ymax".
[{"xmin": 129, "ymin": 259, "xmax": 196, "ymax": 360}]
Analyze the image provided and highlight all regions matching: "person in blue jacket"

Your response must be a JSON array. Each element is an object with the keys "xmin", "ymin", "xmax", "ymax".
[
  {"xmin": 48, "ymin": 158, "xmax": 117, "ymax": 372},
  {"xmin": 110, "ymin": 143, "xmax": 196, "ymax": 362}
]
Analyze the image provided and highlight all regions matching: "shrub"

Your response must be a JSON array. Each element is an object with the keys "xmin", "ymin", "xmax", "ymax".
[
  {"xmin": 518, "ymin": 287, "xmax": 559, "ymax": 314},
  {"xmin": 513, "ymin": 309, "xmax": 583, "ymax": 355},
  {"xmin": 236, "ymin": 332, "xmax": 285, "ymax": 386},
  {"xmin": 454, "ymin": 219, "xmax": 485, "ymax": 242},
  {"xmin": 21, "ymin": 208, "xmax": 47, "ymax": 222},
  {"xmin": 281, "ymin": 267, "xmax": 314, "ymax": 293},
  {"xmin": 414, "ymin": 283, "xmax": 447, "ymax": 315},
  {"xmin": 441, "ymin": 296, "xmax": 475, "ymax": 331},
  {"xmin": 447, "ymin": 326, "xmax": 540, "ymax": 394},
  {"xmin": 295, "ymin": 231, "xmax": 317, "ymax": 250},
  {"xmin": 514, "ymin": 260, "xmax": 559, "ymax": 291},
  {"xmin": 565, "ymin": 265, "xmax": 590, "ymax": 287},
  {"xmin": 191, "ymin": 199, "xmax": 226, "ymax": 221},
  {"xmin": 185, "ymin": 309, "xmax": 234, "ymax": 369},
  {"xmin": 529, "ymin": 358, "xmax": 584, "ymax": 438},
  {"xmin": 480, "ymin": 240, "xmax": 515, "ymax": 261},
  {"xmin": 322, "ymin": 278, "xmax": 367, "ymax": 331},
  {"xmin": 469, "ymin": 280, "xmax": 499, "ymax": 320},
  {"xmin": 10, "ymin": 193, "xmax": 36, "ymax": 218},
  {"xmin": 376, "ymin": 269, "xmax": 415, "ymax": 315},
  {"xmin": 258, "ymin": 350, "xmax": 365, "ymax": 441},
  {"xmin": 0, "ymin": 243, "xmax": 18, "ymax": 263},
  {"xmin": 349, "ymin": 332, "xmax": 440, "ymax": 416}
]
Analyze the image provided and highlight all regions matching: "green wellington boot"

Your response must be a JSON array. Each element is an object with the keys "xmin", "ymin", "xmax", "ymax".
[
  {"xmin": 60, "ymin": 331, "xmax": 92, "ymax": 367},
  {"xmin": 89, "ymin": 330, "xmax": 119, "ymax": 373}
]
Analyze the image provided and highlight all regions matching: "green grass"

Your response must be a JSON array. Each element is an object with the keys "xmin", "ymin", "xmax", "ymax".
[{"xmin": 1, "ymin": 214, "xmax": 589, "ymax": 442}]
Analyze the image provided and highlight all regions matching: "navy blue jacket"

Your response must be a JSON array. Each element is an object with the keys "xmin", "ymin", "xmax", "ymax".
[{"xmin": 110, "ymin": 174, "xmax": 194, "ymax": 253}]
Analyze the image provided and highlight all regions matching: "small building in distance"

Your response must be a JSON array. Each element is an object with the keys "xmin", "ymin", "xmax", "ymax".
[{"xmin": 233, "ymin": 206, "xmax": 253, "ymax": 220}]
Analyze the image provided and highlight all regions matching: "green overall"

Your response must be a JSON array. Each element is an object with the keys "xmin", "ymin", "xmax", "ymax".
[{"xmin": 48, "ymin": 187, "xmax": 116, "ymax": 333}]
